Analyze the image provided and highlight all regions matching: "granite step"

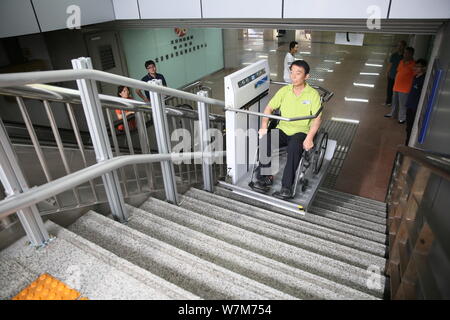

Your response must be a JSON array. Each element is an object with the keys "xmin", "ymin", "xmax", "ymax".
[
  {"xmin": 68, "ymin": 210, "xmax": 295, "ymax": 300},
  {"xmin": 180, "ymin": 193, "xmax": 387, "ymax": 271},
  {"xmin": 308, "ymin": 206, "xmax": 387, "ymax": 233},
  {"xmin": 126, "ymin": 204, "xmax": 378, "ymax": 300},
  {"xmin": 185, "ymin": 188, "xmax": 387, "ymax": 257},
  {"xmin": 0, "ymin": 220, "xmax": 199, "ymax": 300},
  {"xmin": 313, "ymin": 194, "xmax": 387, "ymax": 218},
  {"xmin": 215, "ymin": 186, "xmax": 388, "ymax": 244},
  {"xmin": 140, "ymin": 197, "xmax": 388, "ymax": 298},
  {"xmin": 318, "ymin": 188, "xmax": 387, "ymax": 209}
]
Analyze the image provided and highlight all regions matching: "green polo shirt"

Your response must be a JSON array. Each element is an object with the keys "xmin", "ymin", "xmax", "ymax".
[{"xmin": 268, "ymin": 83, "xmax": 322, "ymax": 136}]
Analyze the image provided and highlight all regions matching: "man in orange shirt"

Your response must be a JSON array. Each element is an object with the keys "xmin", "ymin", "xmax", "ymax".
[{"xmin": 385, "ymin": 47, "xmax": 415, "ymax": 124}]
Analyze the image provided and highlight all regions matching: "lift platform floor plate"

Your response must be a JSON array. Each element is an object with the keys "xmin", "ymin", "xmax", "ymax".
[{"xmin": 219, "ymin": 139, "xmax": 337, "ymax": 214}]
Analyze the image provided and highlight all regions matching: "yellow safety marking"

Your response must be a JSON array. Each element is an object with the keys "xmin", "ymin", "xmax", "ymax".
[{"xmin": 12, "ymin": 273, "xmax": 88, "ymax": 300}]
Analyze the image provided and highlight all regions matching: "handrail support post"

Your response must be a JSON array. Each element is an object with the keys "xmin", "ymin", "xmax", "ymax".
[{"xmin": 72, "ymin": 57, "xmax": 128, "ymax": 222}]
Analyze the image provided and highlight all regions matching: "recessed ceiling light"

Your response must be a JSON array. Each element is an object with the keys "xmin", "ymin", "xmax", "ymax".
[
  {"xmin": 360, "ymin": 72, "xmax": 380, "ymax": 76},
  {"xmin": 365, "ymin": 63, "xmax": 383, "ymax": 67},
  {"xmin": 345, "ymin": 97, "xmax": 369, "ymax": 103},
  {"xmin": 331, "ymin": 117, "xmax": 360, "ymax": 124},
  {"xmin": 353, "ymin": 82, "xmax": 375, "ymax": 88}
]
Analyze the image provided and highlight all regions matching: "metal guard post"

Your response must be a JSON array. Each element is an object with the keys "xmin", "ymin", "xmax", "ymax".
[
  {"xmin": 0, "ymin": 119, "xmax": 50, "ymax": 247},
  {"xmin": 197, "ymin": 90, "xmax": 214, "ymax": 192},
  {"xmin": 148, "ymin": 79, "xmax": 179, "ymax": 204},
  {"xmin": 71, "ymin": 57, "xmax": 128, "ymax": 222}
]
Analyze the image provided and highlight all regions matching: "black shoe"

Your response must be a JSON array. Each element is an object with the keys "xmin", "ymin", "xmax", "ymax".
[
  {"xmin": 384, "ymin": 114, "xmax": 392, "ymax": 118},
  {"xmin": 273, "ymin": 187, "xmax": 293, "ymax": 199},
  {"xmin": 258, "ymin": 175, "xmax": 273, "ymax": 186},
  {"xmin": 398, "ymin": 120, "xmax": 405, "ymax": 124},
  {"xmin": 250, "ymin": 175, "xmax": 273, "ymax": 192}
]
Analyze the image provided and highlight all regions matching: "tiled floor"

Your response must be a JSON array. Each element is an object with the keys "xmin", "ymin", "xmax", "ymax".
[{"xmin": 201, "ymin": 30, "xmax": 408, "ymax": 202}]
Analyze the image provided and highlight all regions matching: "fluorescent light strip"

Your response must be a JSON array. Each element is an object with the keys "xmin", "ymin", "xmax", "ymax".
[
  {"xmin": 331, "ymin": 117, "xmax": 360, "ymax": 124},
  {"xmin": 299, "ymin": 51, "xmax": 311, "ymax": 55},
  {"xmin": 244, "ymin": 49, "xmax": 253, "ymax": 51},
  {"xmin": 270, "ymin": 49, "xmax": 276, "ymax": 52},
  {"xmin": 345, "ymin": 97, "xmax": 369, "ymax": 103},
  {"xmin": 242, "ymin": 62, "xmax": 252, "ymax": 65},
  {"xmin": 365, "ymin": 63, "xmax": 383, "ymax": 67},
  {"xmin": 353, "ymin": 82, "xmax": 375, "ymax": 88},
  {"xmin": 360, "ymin": 72, "xmax": 380, "ymax": 76},
  {"xmin": 258, "ymin": 55, "xmax": 268, "ymax": 58}
]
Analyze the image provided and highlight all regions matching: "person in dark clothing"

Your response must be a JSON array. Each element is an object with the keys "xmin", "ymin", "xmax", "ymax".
[
  {"xmin": 405, "ymin": 58, "xmax": 427, "ymax": 145},
  {"xmin": 385, "ymin": 40, "xmax": 406, "ymax": 106},
  {"xmin": 135, "ymin": 60, "xmax": 167, "ymax": 102}
]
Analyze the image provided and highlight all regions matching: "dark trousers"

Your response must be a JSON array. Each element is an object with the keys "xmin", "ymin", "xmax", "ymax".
[
  {"xmin": 259, "ymin": 129, "xmax": 307, "ymax": 188},
  {"xmin": 386, "ymin": 76, "xmax": 395, "ymax": 104},
  {"xmin": 405, "ymin": 108, "xmax": 417, "ymax": 145}
]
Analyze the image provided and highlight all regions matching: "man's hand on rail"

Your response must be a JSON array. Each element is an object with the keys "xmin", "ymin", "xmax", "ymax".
[
  {"xmin": 258, "ymin": 128, "xmax": 268, "ymax": 139},
  {"xmin": 303, "ymin": 138, "xmax": 314, "ymax": 151}
]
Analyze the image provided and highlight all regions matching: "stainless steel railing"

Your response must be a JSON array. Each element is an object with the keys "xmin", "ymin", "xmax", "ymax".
[
  {"xmin": 0, "ymin": 57, "xmax": 226, "ymax": 246},
  {"xmin": 0, "ymin": 151, "xmax": 225, "ymax": 220},
  {"xmin": 0, "ymin": 83, "xmax": 225, "ymax": 218}
]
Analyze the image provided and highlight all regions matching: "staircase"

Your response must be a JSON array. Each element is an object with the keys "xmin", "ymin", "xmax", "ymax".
[{"xmin": 0, "ymin": 186, "xmax": 389, "ymax": 300}]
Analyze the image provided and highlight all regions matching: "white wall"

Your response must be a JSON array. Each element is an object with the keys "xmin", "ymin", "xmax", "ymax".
[
  {"xmin": 0, "ymin": 0, "xmax": 40, "ymax": 38},
  {"xmin": 138, "ymin": 0, "xmax": 201, "ymax": 19},
  {"xmin": 284, "ymin": 0, "xmax": 390, "ymax": 19},
  {"xmin": 1, "ymin": 0, "xmax": 450, "ymax": 39},
  {"xmin": 390, "ymin": 0, "xmax": 450, "ymax": 19},
  {"xmin": 113, "ymin": 0, "xmax": 140, "ymax": 19},
  {"xmin": 202, "ymin": 0, "xmax": 282, "ymax": 18},
  {"xmin": 32, "ymin": 0, "xmax": 115, "ymax": 32}
]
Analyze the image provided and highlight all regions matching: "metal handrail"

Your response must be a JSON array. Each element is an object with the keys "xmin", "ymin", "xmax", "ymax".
[
  {"xmin": 225, "ymin": 106, "xmax": 323, "ymax": 121},
  {"xmin": 0, "ymin": 68, "xmax": 226, "ymax": 107},
  {"xmin": 0, "ymin": 69, "xmax": 333, "ymax": 123},
  {"xmin": 224, "ymin": 79, "xmax": 333, "ymax": 121},
  {"xmin": 270, "ymin": 80, "xmax": 335, "ymax": 102},
  {"xmin": 0, "ymin": 151, "xmax": 225, "ymax": 220},
  {"xmin": 0, "ymin": 84, "xmax": 225, "ymax": 122}
]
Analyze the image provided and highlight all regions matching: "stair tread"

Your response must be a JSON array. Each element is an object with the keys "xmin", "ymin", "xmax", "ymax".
[
  {"xmin": 313, "ymin": 195, "xmax": 387, "ymax": 218},
  {"xmin": 181, "ymin": 193, "xmax": 387, "ymax": 271},
  {"xmin": 215, "ymin": 186, "xmax": 388, "ymax": 244},
  {"xmin": 187, "ymin": 188, "xmax": 387, "ymax": 257},
  {"xmin": 69, "ymin": 210, "xmax": 295, "ymax": 300},
  {"xmin": 318, "ymin": 188, "xmax": 387, "ymax": 207},
  {"xmin": 126, "ymin": 204, "xmax": 378, "ymax": 300},
  {"xmin": 140, "ymin": 197, "xmax": 387, "ymax": 298},
  {"xmin": 0, "ymin": 220, "xmax": 198, "ymax": 300}
]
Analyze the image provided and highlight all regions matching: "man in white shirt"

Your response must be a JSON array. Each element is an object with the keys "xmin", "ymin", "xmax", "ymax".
[{"xmin": 283, "ymin": 41, "xmax": 299, "ymax": 83}]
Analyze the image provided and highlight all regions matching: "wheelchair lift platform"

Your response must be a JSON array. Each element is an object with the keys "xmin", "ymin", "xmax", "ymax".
[{"xmin": 218, "ymin": 139, "xmax": 337, "ymax": 215}]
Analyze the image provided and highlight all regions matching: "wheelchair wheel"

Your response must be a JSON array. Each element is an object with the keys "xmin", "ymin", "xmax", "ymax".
[{"xmin": 313, "ymin": 132, "xmax": 328, "ymax": 174}]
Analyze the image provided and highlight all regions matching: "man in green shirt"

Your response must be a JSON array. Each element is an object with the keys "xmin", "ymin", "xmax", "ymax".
[{"xmin": 254, "ymin": 60, "xmax": 322, "ymax": 198}]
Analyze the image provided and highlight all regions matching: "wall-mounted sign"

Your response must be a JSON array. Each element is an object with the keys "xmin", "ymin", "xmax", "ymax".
[{"xmin": 174, "ymin": 27, "xmax": 187, "ymax": 37}]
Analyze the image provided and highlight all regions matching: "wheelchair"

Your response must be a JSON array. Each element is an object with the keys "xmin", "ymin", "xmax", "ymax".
[{"xmin": 248, "ymin": 114, "xmax": 329, "ymax": 200}]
